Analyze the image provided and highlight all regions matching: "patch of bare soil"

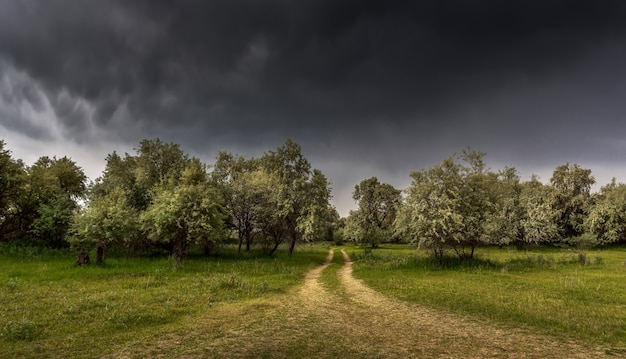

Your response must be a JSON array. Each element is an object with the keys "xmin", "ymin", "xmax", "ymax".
[{"xmin": 106, "ymin": 249, "xmax": 616, "ymax": 358}]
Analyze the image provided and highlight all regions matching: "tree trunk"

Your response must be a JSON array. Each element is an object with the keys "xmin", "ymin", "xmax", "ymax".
[
  {"xmin": 287, "ymin": 238, "xmax": 296, "ymax": 257},
  {"xmin": 237, "ymin": 234, "xmax": 243, "ymax": 255},
  {"xmin": 96, "ymin": 242, "xmax": 106, "ymax": 263},
  {"xmin": 172, "ymin": 239, "xmax": 186, "ymax": 267},
  {"xmin": 245, "ymin": 233, "xmax": 252, "ymax": 252},
  {"xmin": 268, "ymin": 241, "xmax": 280, "ymax": 256},
  {"xmin": 77, "ymin": 252, "xmax": 90, "ymax": 265}
]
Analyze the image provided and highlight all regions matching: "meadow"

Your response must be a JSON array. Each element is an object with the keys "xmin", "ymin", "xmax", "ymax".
[
  {"xmin": 348, "ymin": 244, "xmax": 626, "ymax": 351},
  {"xmin": 1, "ymin": 242, "xmax": 625, "ymax": 358},
  {"xmin": 0, "ymin": 244, "xmax": 329, "ymax": 358}
]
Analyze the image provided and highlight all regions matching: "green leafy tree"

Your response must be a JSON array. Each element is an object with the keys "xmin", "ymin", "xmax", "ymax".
[
  {"xmin": 25, "ymin": 156, "xmax": 87, "ymax": 246},
  {"xmin": 298, "ymin": 169, "xmax": 334, "ymax": 242},
  {"xmin": 70, "ymin": 187, "xmax": 139, "ymax": 263},
  {"xmin": 518, "ymin": 177, "xmax": 560, "ymax": 245},
  {"xmin": 135, "ymin": 138, "xmax": 189, "ymax": 198},
  {"xmin": 450, "ymin": 149, "xmax": 497, "ymax": 257},
  {"xmin": 87, "ymin": 139, "xmax": 192, "ymax": 253},
  {"xmin": 485, "ymin": 167, "xmax": 524, "ymax": 247},
  {"xmin": 140, "ymin": 162, "xmax": 224, "ymax": 265},
  {"xmin": 253, "ymin": 170, "xmax": 288, "ymax": 255},
  {"xmin": 92, "ymin": 139, "xmax": 189, "ymax": 212},
  {"xmin": 212, "ymin": 152, "xmax": 264, "ymax": 254},
  {"xmin": 91, "ymin": 152, "xmax": 142, "ymax": 208},
  {"xmin": 32, "ymin": 194, "xmax": 76, "ymax": 247},
  {"xmin": 397, "ymin": 156, "xmax": 465, "ymax": 262},
  {"xmin": 260, "ymin": 139, "xmax": 332, "ymax": 256},
  {"xmin": 0, "ymin": 140, "xmax": 27, "ymax": 241},
  {"xmin": 585, "ymin": 179, "xmax": 626, "ymax": 244},
  {"xmin": 351, "ymin": 177, "xmax": 401, "ymax": 248},
  {"xmin": 397, "ymin": 150, "xmax": 495, "ymax": 262},
  {"xmin": 550, "ymin": 163, "xmax": 595, "ymax": 239},
  {"xmin": 486, "ymin": 170, "xmax": 559, "ymax": 248}
]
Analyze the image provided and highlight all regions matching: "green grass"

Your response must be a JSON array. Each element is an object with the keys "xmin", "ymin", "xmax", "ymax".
[
  {"xmin": 318, "ymin": 248, "xmax": 346, "ymax": 297},
  {"xmin": 0, "ymin": 243, "xmax": 329, "ymax": 358},
  {"xmin": 349, "ymin": 244, "xmax": 626, "ymax": 348}
]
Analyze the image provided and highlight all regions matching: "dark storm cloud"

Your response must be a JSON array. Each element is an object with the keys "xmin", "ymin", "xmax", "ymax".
[
  {"xmin": 2, "ymin": 0, "xmax": 626, "ymax": 213},
  {"xmin": 3, "ymin": 0, "xmax": 625, "ymax": 137}
]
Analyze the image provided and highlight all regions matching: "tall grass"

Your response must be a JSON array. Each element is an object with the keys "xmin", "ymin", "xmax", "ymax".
[
  {"xmin": 349, "ymin": 244, "xmax": 626, "ymax": 348},
  {"xmin": 0, "ymin": 243, "xmax": 329, "ymax": 358}
]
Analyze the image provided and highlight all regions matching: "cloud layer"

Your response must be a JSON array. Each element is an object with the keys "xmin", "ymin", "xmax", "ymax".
[{"xmin": 2, "ymin": 1, "xmax": 626, "ymax": 214}]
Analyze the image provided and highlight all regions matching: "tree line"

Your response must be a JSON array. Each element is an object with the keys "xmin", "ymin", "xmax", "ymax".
[
  {"xmin": 0, "ymin": 138, "xmax": 335, "ymax": 264},
  {"xmin": 2, "ymin": 139, "xmax": 625, "ymax": 264},
  {"xmin": 344, "ymin": 148, "xmax": 626, "ymax": 262}
]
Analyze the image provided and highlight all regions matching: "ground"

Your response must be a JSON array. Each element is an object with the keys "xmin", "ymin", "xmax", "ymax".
[{"xmin": 106, "ymin": 249, "xmax": 614, "ymax": 358}]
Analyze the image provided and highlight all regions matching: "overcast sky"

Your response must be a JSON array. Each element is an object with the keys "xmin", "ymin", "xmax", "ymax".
[{"xmin": 2, "ymin": 1, "xmax": 626, "ymax": 216}]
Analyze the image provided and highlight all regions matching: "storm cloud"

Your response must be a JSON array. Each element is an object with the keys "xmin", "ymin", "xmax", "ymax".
[{"xmin": 2, "ymin": 0, "xmax": 626, "ymax": 214}]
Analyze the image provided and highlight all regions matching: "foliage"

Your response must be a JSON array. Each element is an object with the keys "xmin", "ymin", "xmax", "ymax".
[
  {"xmin": 140, "ymin": 181, "xmax": 225, "ymax": 265},
  {"xmin": 16, "ymin": 155, "xmax": 87, "ymax": 246},
  {"xmin": 397, "ymin": 149, "xmax": 496, "ymax": 261},
  {"xmin": 259, "ymin": 139, "xmax": 333, "ymax": 256},
  {"xmin": 550, "ymin": 162, "xmax": 595, "ymax": 239},
  {"xmin": 69, "ymin": 186, "xmax": 139, "ymax": 261},
  {"xmin": 486, "ymin": 171, "xmax": 559, "ymax": 248},
  {"xmin": 585, "ymin": 179, "xmax": 626, "ymax": 244},
  {"xmin": 31, "ymin": 194, "xmax": 76, "ymax": 248},
  {"xmin": 349, "ymin": 177, "xmax": 401, "ymax": 247},
  {"xmin": 0, "ymin": 140, "xmax": 27, "ymax": 241},
  {"xmin": 212, "ymin": 152, "xmax": 264, "ymax": 253}
]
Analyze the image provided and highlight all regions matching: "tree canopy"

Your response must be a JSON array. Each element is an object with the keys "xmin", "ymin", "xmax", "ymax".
[{"xmin": 2, "ymin": 136, "xmax": 625, "ymax": 263}]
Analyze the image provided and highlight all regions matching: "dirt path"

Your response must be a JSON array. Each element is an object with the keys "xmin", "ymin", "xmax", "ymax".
[
  {"xmin": 335, "ymin": 249, "xmax": 611, "ymax": 358},
  {"xmin": 108, "ymin": 249, "xmax": 616, "ymax": 358}
]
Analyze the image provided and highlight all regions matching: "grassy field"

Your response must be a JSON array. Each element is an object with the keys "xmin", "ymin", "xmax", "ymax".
[
  {"xmin": 348, "ymin": 244, "xmax": 626, "ymax": 350},
  {"xmin": 2, "ymin": 242, "xmax": 625, "ymax": 358},
  {"xmin": 0, "ymin": 243, "xmax": 329, "ymax": 358}
]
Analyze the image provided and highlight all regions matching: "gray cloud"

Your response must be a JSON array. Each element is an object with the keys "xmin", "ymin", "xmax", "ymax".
[{"xmin": 2, "ymin": 0, "xmax": 626, "ymax": 214}]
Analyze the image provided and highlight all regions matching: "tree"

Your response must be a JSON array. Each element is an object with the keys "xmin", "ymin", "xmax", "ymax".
[
  {"xmin": 92, "ymin": 139, "xmax": 189, "ymax": 212},
  {"xmin": 212, "ymin": 152, "xmax": 263, "ymax": 254},
  {"xmin": 91, "ymin": 151, "xmax": 142, "ymax": 209},
  {"xmin": 397, "ymin": 156, "xmax": 464, "ymax": 262},
  {"xmin": 550, "ymin": 163, "xmax": 595, "ymax": 239},
  {"xmin": 518, "ymin": 177, "xmax": 560, "ymax": 245},
  {"xmin": 0, "ymin": 140, "xmax": 27, "ymax": 241},
  {"xmin": 454, "ymin": 149, "xmax": 498, "ymax": 258},
  {"xmin": 485, "ymin": 167, "xmax": 524, "ymax": 247},
  {"xmin": 140, "ymin": 161, "xmax": 224, "ymax": 265},
  {"xmin": 397, "ymin": 150, "xmax": 495, "ymax": 261},
  {"xmin": 351, "ymin": 177, "xmax": 401, "ymax": 248},
  {"xmin": 86, "ymin": 139, "xmax": 193, "ymax": 253},
  {"xmin": 25, "ymin": 156, "xmax": 87, "ymax": 246},
  {"xmin": 585, "ymin": 179, "xmax": 626, "ymax": 244},
  {"xmin": 135, "ymin": 138, "xmax": 189, "ymax": 196},
  {"xmin": 69, "ymin": 187, "xmax": 139, "ymax": 263},
  {"xmin": 298, "ymin": 169, "xmax": 334, "ymax": 243},
  {"xmin": 260, "ymin": 139, "xmax": 332, "ymax": 256},
  {"xmin": 486, "ymin": 170, "xmax": 559, "ymax": 248}
]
